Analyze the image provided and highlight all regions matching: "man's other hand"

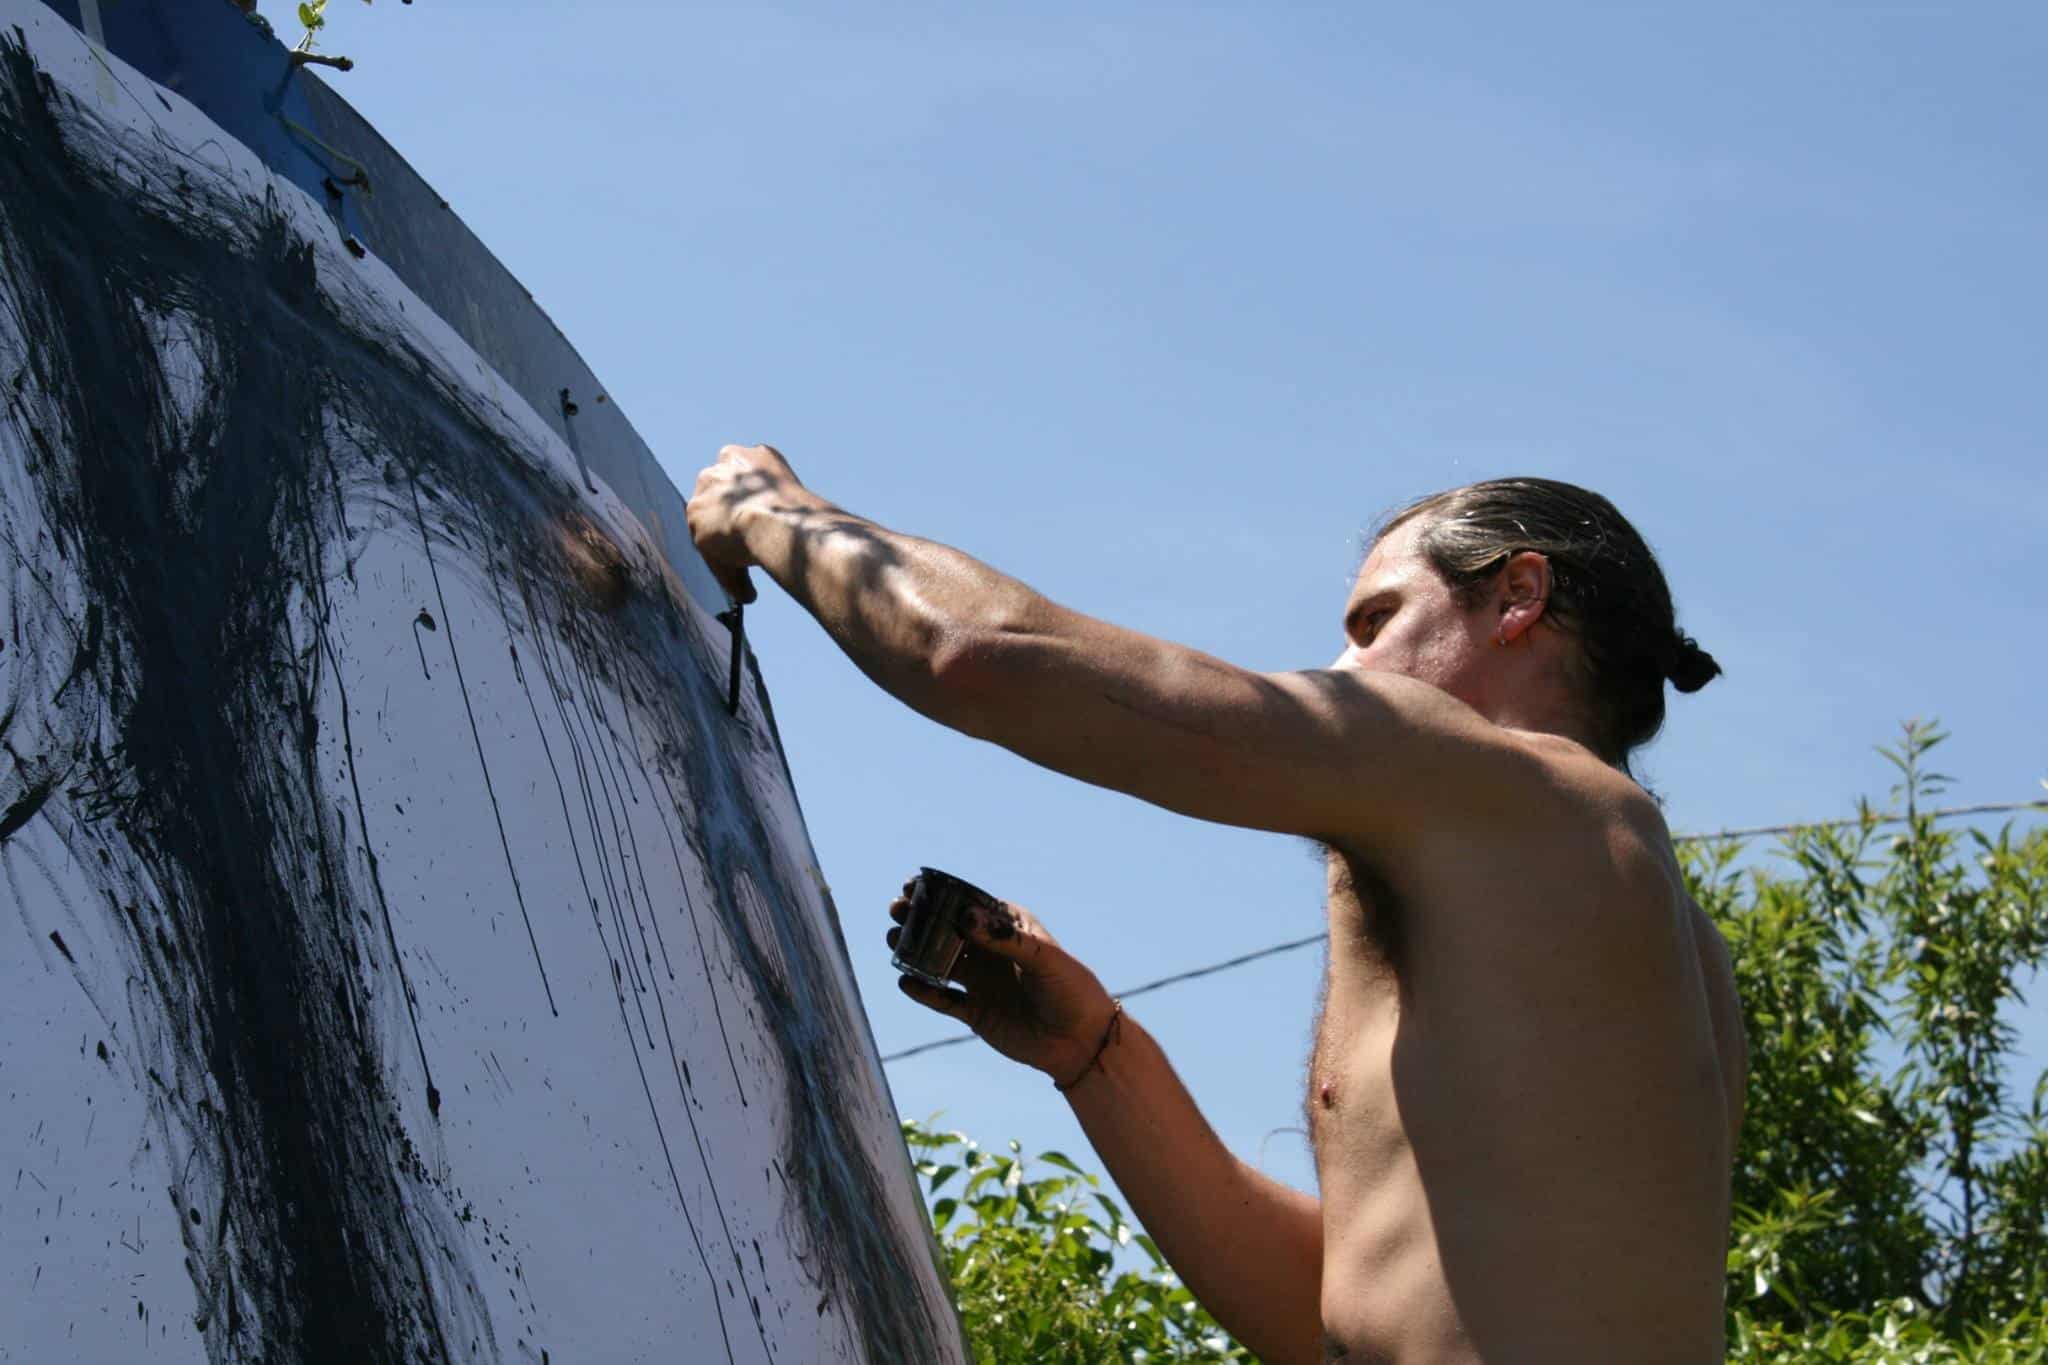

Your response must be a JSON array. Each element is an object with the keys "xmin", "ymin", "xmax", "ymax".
[
  {"xmin": 686, "ymin": 443, "xmax": 809, "ymax": 605},
  {"xmin": 888, "ymin": 881, "xmax": 1118, "ymax": 1086}
]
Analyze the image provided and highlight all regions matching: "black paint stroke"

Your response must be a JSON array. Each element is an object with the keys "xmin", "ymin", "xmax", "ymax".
[
  {"xmin": 403, "ymin": 469, "xmax": 558, "ymax": 1018},
  {"xmin": 1, "ymin": 31, "xmax": 490, "ymax": 1364},
  {"xmin": 0, "ymin": 28, "xmax": 956, "ymax": 1364},
  {"xmin": 0, "ymin": 776, "xmax": 53, "ymax": 840}
]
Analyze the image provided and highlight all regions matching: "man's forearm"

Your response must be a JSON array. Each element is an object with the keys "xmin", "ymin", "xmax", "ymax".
[
  {"xmin": 1066, "ymin": 1011, "xmax": 1325, "ymax": 1365},
  {"xmin": 736, "ymin": 493, "xmax": 1033, "ymax": 723}
]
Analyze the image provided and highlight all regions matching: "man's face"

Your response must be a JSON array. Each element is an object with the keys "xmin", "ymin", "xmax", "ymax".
[{"xmin": 1331, "ymin": 518, "xmax": 1498, "ymax": 704}]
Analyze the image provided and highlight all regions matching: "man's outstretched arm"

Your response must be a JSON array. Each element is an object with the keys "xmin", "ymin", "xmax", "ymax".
[{"xmin": 689, "ymin": 444, "xmax": 1516, "ymax": 842}]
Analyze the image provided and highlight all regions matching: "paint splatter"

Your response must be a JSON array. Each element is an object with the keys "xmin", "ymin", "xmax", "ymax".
[{"xmin": 0, "ymin": 23, "xmax": 956, "ymax": 1365}]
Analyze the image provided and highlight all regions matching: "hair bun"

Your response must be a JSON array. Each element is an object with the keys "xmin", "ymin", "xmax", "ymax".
[{"xmin": 1665, "ymin": 632, "xmax": 1721, "ymax": 694}]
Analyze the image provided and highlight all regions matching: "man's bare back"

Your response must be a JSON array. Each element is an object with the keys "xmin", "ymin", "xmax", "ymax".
[{"xmin": 1311, "ymin": 744, "xmax": 1746, "ymax": 1362}]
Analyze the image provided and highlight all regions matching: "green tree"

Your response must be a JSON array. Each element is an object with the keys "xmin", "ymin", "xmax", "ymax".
[
  {"xmin": 903, "ymin": 1122, "xmax": 1249, "ymax": 1363},
  {"xmin": 1715, "ymin": 722, "xmax": 2048, "ymax": 1340}
]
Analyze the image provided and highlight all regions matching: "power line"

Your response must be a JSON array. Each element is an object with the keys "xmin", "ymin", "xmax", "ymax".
[
  {"xmin": 877, "ymin": 796, "xmax": 2047, "ymax": 1066},
  {"xmin": 1677, "ymin": 798, "xmax": 2046, "ymax": 845}
]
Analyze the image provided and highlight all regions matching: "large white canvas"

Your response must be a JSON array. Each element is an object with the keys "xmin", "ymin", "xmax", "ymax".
[{"xmin": 0, "ymin": 7, "xmax": 962, "ymax": 1361}]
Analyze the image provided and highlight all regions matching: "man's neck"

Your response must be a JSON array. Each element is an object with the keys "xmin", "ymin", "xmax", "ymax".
[{"xmin": 1482, "ymin": 695, "xmax": 1609, "ymax": 768}]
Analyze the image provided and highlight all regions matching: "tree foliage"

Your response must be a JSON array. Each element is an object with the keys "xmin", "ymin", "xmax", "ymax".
[
  {"xmin": 903, "ymin": 1123, "xmax": 1250, "ymax": 1363},
  {"xmin": 905, "ymin": 723, "xmax": 2048, "ymax": 1360},
  {"xmin": 1713, "ymin": 722, "xmax": 2048, "ymax": 1352}
]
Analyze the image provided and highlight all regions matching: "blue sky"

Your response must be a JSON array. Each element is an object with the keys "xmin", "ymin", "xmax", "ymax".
[{"xmin": 332, "ymin": 3, "xmax": 2046, "ymax": 1198}]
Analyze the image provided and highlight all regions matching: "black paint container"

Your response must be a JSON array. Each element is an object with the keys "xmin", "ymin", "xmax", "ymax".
[{"xmin": 892, "ymin": 867, "xmax": 997, "ymax": 988}]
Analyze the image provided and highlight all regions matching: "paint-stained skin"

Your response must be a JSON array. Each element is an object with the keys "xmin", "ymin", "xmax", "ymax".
[{"xmin": 0, "ymin": 27, "xmax": 950, "ymax": 1364}]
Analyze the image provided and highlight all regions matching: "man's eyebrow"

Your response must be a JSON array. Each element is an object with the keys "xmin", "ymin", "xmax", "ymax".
[{"xmin": 1343, "ymin": 592, "xmax": 1395, "ymax": 637}]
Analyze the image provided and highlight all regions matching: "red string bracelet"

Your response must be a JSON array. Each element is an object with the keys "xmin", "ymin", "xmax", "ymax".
[{"xmin": 1054, "ymin": 999, "xmax": 1123, "ymax": 1093}]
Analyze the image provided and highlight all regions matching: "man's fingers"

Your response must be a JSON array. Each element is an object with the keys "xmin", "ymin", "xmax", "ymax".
[
  {"xmin": 691, "ymin": 519, "xmax": 757, "ymax": 605},
  {"xmin": 888, "ymin": 896, "xmax": 909, "ymax": 924},
  {"xmin": 718, "ymin": 565, "xmax": 758, "ymax": 606},
  {"xmin": 956, "ymin": 899, "xmax": 1050, "ymax": 969},
  {"xmin": 886, "ymin": 927, "xmax": 900, "ymax": 949},
  {"xmin": 897, "ymin": 974, "xmax": 974, "ymax": 1021},
  {"xmin": 719, "ymin": 442, "xmax": 797, "ymax": 479}
]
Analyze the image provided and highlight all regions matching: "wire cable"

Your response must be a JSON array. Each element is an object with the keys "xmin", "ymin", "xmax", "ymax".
[
  {"xmin": 877, "ymin": 796, "xmax": 2047, "ymax": 1065},
  {"xmin": 1672, "ymin": 798, "xmax": 2045, "ymax": 845}
]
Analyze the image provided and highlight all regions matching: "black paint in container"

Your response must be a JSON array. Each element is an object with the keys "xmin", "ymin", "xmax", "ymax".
[{"xmin": 892, "ymin": 867, "xmax": 998, "ymax": 989}]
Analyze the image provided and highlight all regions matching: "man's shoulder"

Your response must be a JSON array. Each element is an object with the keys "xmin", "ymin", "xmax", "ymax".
[
  {"xmin": 1314, "ymin": 677, "xmax": 1669, "ymax": 873},
  {"xmin": 1510, "ymin": 728, "xmax": 1665, "ymax": 818},
  {"xmin": 1395, "ymin": 727, "xmax": 1680, "ymax": 922},
  {"xmin": 1464, "ymin": 725, "xmax": 1672, "ymax": 850}
]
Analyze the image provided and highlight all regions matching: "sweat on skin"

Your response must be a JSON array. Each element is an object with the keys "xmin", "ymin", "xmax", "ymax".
[{"xmin": 689, "ymin": 444, "xmax": 1746, "ymax": 1365}]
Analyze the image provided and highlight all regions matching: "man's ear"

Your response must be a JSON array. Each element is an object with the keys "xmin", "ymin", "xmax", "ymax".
[{"xmin": 1496, "ymin": 551, "xmax": 1552, "ymax": 645}]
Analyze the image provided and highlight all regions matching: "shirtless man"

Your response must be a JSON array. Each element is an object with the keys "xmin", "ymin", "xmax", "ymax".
[{"xmin": 688, "ymin": 446, "xmax": 1746, "ymax": 1363}]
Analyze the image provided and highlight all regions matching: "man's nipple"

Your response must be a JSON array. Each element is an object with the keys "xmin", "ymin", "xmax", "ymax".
[{"xmin": 1319, "ymin": 1080, "xmax": 1337, "ymax": 1110}]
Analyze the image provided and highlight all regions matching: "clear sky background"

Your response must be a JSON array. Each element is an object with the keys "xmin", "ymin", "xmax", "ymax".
[{"xmin": 330, "ymin": 3, "xmax": 2046, "ymax": 1199}]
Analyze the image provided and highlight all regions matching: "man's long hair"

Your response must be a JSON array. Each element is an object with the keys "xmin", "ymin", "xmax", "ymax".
[{"xmin": 1377, "ymin": 478, "xmax": 1720, "ymax": 767}]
